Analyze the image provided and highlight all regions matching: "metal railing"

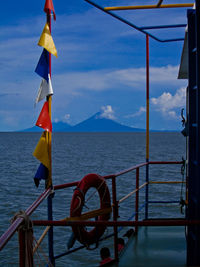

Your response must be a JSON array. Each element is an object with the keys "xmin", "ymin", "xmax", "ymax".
[{"xmin": 0, "ymin": 160, "xmax": 186, "ymax": 266}]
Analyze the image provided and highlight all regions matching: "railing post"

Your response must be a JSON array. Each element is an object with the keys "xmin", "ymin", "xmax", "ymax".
[
  {"xmin": 48, "ymin": 192, "xmax": 55, "ymax": 266},
  {"xmin": 112, "ymin": 176, "xmax": 119, "ymax": 262},
  {"xmin": 145, "ymin": 33, "xmax": 150, "ymax": 220},
  {"xmin": 135, "ymin": 168, "xmax": 139, "ymax": 233},
  {"xmin": 145, "ymin": 162, "xmax": 149, "ymax": 220},
  {"xmin": 18, "ymin": 229, "xmax": 25, "ymax": 267},
  {"xmin": 18, "ymin": 225, "xmax": 33, "ymax": 267}
]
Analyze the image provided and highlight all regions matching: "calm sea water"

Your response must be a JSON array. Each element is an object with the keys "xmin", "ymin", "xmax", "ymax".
[{"xmin": 0, "ymin": 132, "xmax": 186, "ymax": 266}]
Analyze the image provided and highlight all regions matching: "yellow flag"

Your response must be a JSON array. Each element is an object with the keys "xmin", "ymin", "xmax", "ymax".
[
  {"xmin": 33, "ymin": 132, "xmax": 50, "ymax": 169},
  {"xmin": 38, "ymin": 23, "xmax": 58, "ymax": 58}
]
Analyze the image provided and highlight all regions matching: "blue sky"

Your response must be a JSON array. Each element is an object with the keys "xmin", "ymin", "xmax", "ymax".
[{"xmin": 0, "ymin": 0, "xmax": 193, "ymax": 131}]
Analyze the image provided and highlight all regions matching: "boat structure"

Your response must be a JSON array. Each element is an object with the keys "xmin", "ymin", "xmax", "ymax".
[{"xmin": 1, "ymin": 0, "xmax": 200, "ymax": 266}]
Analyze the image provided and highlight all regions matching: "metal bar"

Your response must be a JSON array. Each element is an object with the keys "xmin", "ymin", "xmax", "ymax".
[
  {"xmin": 148, "ymin": 201, "xmax": 179, "ymax": 203},
  {"xmin": 146, "ymin": 34, "xmax": 150, "ymax": 161},
  {"xmin": 53, "ymin": 161, "xmax": 183, "ymax": 190},
  {"xmin": 110, "ymin": 162, "xmax": 148, "ymax": 177},
  {"xmin": 145, "ymin": 34, "xmax": 150, "ymax": 220},
  {"xmin": 135, "ymin": 168, "xmax": 139, "ymax": 233},
  {"xmin": 149, "ymin": 160, "xmax": 183, "ymax": 164},
  {"xmin": 47, "ymin": 193, "xmax": 54, "ymax": 266},
  {"xmin": 26, "ymin": 188, "xmax": 51, "ymax": 215},
  {"xmin": 84, "ymin": 0, "xmax": 185, "ymax": 42},
  {"xmin": 140, "ymin": 24, "xmax": 186, "ymax": 30},
  {"xmin": 33, "ymin": 226, "xmax": 50, "ymax": 254},
  {"xmin": 157, "ymin": 0, "xmax": 163, "ymax": 8},
  {"xmin": 104, "ymin": 3, "xmax": 193, "ymax": 11},
  {"xmin": 54, "ymin": 181, "xmax": 79, "ymax": 190},
  {"xmin": 112, "ymin": 176, "xmax": 119, "ymax": 262},
  {"xmin": 54, "ymin": 163, "xmax": 148, "ymax": 189},
  {"xmin": 46, "ymin": 9, "xmax": 55, "ymax": 266},
  {"xmin": 46, "ymin": 9, "xmax": 52, "ymax": 189},
  {"xmin": 54, "ymin": 244, "xmax": 85, "ymax": 259},
  {"xmin": 62, "ymin": 207, "xmax": 112, "ymax": 221},
  {"xmin": 32, "ymin": 219, "xmax": 200, "ymax": 227},
  {"xmin": 0, "ymin": 188, "xmax": 51, "ymax": 251},
  {"xmin": 145, "ymin": 160, "xmax": 149, "ymax": 221},
  {"xmin": 149, "ymin": 181, "xmax": 185, "ymax": 184},
  {"xmin": 118, "ymin": 182, "xmax": 147, "ymax": 203},
  {"xmin": 18, "ymin": 229, "xmax": 25, "ymax": 267},
  {"xmin": 104, "ymin": 161, "xmax": 182, "ymax": 182}
]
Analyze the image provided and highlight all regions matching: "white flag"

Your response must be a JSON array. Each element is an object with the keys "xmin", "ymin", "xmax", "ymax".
[{"xmin": 35, "ymin": 74, "xmax": 53, "ymax": 105}]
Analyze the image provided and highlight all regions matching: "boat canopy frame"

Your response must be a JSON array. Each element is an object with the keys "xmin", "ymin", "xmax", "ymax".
[{"xmin": 84, "ymin": 0, "xmax": 189, "ymax": 42}]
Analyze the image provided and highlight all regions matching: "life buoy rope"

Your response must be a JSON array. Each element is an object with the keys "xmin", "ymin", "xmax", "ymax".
[{"xmin": 70, "ymin": 173, "xmax": 111, "ymax": 246}]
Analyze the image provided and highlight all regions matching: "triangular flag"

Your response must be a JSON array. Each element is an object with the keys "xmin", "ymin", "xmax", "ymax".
[
  {"xmin": 36, "ymin": 101, "xmax": 52, "ymax": 132},
  {"xmin": 33, "ymin": 132, "xmax": 50, "ymax": 169},
  {"xmin": 38, "ymin": 23, "xmax": 58, "ymax": 57},
  {"xmin": 34, "ymin": 163, "xmax": 49, "ymax": 187},
  {"xmin": 35, "ymin": 49, "xmax": 49, "ymax": 81},
  {"xmin": 44, "ymin": 0, "xmax": 56, "ymax": 21},
  {"xmin": 35, "ymin": 74, "xmax": 53, "ymax": 105}
]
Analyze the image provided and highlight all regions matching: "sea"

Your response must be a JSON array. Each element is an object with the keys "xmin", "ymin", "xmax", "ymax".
[{"xmin": 0, "ymin": 132, "xmax": 186, "ymax": 266}]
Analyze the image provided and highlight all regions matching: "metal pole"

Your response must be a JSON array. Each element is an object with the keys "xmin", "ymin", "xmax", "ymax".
[
  {"xmin": 46, "ymin": 7, "xmax": 52, "ymax": 189},
  {"xmin": 112, "ymin": 177, "xmax": 119, "ymax": 262},
  {"xmin": 135, "ymin": 168, "xmax": 139, "ymax": 233},
  {"xmin": 47, "ymin": 194, "xmax": 54, "ymax": 266},
  {"xmin": 104, "ymin": 3, "xmax": 194, "ymax": 11},
  {"xmin": 18, "ymin": 229, "xmax": 25, "ymax": 267},
  {"xmin": 33, "ymin": 219, "xmax": 200, "ymax": 227},
  {"xmin": 145, "ymin": 34, "xmax": 150, "ymax": 220},
  {"xmin": 46, "ymin": 8, "xmax": 54, "ymax": 267}
]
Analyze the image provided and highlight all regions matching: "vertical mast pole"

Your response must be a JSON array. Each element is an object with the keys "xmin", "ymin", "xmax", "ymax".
[
  {"xmin": 46, "ymin": 8, "xmax": 54, "ymax": 266},
  {"xmin": 47, "ymin": 10, "xmax": 52, "ymax": 189},
  {"xmin": 145, "ymin": 34, "xmax": 150, "ymax": 220}
]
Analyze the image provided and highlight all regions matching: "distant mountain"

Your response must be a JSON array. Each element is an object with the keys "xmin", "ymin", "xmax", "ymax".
[
  {"xmin": 69, "ymin": 112, "xmax": 145, "ymax": 132},
  {"xmin": 21, "ymin": 112, "xmax": 145, "ymax": 132},
  {"xmin": 22, "ymin": 121, "xmax": 72, "ymax": 132}
]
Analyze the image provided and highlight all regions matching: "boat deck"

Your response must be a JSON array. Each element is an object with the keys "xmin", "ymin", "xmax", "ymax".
[{"xmin": 112, "ymin": 225, "xmax": 186, "ymax": 266}]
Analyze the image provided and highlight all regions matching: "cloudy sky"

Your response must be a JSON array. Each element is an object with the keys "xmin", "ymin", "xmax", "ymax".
[{"xmin": 0, "ymin": 0, "xmax": 192, "ymax": 131}]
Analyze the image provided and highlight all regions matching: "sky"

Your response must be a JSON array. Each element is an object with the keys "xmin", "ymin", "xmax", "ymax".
[{"xmin": 0, "ymin": 0, "xmax": 194, "ymax": 131}]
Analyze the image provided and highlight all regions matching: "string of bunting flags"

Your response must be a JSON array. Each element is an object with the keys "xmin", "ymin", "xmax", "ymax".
[{"xmin": 33, "ymin": 0, "xmax": 57, "ymax": 188}]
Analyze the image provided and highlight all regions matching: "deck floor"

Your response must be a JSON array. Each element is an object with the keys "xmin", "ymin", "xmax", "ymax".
[{"xmin": 115, "ymin": 226, "xmax": 187, "ymax": 266}]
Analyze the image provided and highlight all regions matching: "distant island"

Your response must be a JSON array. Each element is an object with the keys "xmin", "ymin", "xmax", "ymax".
[{"xmin": 22, "ymin": 112, "xmax": 146, "ymax": 132}]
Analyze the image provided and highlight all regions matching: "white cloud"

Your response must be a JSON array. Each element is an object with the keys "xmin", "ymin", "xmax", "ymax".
[
  {"xmin": 125, "ymin": 106, "xmax": 146, "ymax": 118},
  {"xmin": 150, "ymin": 87, "xmax": 186, "ymax": 119},
  {"xmin": 64, "ymin": 113, "xmax": 70, "ymax": 119},
  {"xmin": 53, "ymin": 114, "xmax": 71, "ymax": 123},
  {"xmin": 54, "ymin": 65, "xmax": 185, "ymax": 95},
  {"xmin": 98, "ymin": 105, "xmax": 116, "ymax": 120},
  {"xmin": 63, "ymin": 113, "xmax": 70, "ymax": 121},
  {"xmin": 113, "ymin": 65, "xmax": 181, "ymax": 86}
]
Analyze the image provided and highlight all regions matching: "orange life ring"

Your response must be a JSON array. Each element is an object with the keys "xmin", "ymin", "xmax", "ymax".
[{"xmin": 70, "ymin": 173, "xmax": 111, "ymax": 246}]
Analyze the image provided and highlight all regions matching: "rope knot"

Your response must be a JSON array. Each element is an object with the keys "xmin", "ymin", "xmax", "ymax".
[{"xmin": 11, "ymin": 210, "xmax": 33, "ymax": 231}]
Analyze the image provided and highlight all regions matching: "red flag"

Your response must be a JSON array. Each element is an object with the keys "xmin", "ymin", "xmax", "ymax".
[
  {"xmin": 44, "ymin": 0, "xmax": 56, "ymax": 20},
  {"xmin": 36, "ymin": 101, "xmax": 52, "ymax": 132}
]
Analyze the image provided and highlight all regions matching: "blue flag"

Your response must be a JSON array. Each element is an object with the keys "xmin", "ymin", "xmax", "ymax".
[
  {"xmin": 34, "ymin": 163, "xmax": 48, "ymax": 187},
  {"xmin": 35, "ymin": 49, "xmax": 49, "ymax": 81}
]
